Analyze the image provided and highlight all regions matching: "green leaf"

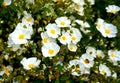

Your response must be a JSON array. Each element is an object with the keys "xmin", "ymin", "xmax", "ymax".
[{"xmin": 60, "ymin": 76, "xmax": 69, "ymax": 81}]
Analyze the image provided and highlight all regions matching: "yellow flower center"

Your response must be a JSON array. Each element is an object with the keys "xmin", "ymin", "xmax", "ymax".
[
  {"xmin": 71, "ymin": 36, "xmax": 76, "ymax": 41},
  {"xmin": 97, "ymin": 24, "xmax": 101, "ymax": 29},
  {"xmin": 26, "ymin": 17, "xmax": 31, "ymax": 22},
  {"xmin": 19, "ymin": 34, "xmax": 25, "ymax": 40},
  {"xmin": 69, "ymin": 47, "xmax": 73, "ymax": 51},
  {"xmin": 28, "ymin": 63, "xmax": 34, "ymax": 69},
  {"xmin": 84, "ymin": 59, "xmax": 89, "ymax": 64},
  {"xmin": 77, "ymin": 2, "xmax": 81, "ymax": 5},
  {"xmin": 50, "ymin": 29, "xmax": 55, "ymax": 34},
  {"xmin": 97, "ymin": 54, "xmax": 101, "ymax": 58},
  {"xmin": 105, "ymin": 29, "xmax": 110, "ymax": 34},
  {"xmin": 102, "ymin": 69, "xmax": 106, "ymax": 75},
  {"xmin": 4, "ymin": 68, "xmax": 10, "ymax": 74},
  {"xmin": 48, "ymin": 49, "xmax": 54, "ymax": 55},
  {"xmin": 2, "ymin": 2, "xmax": 7, "ymax": 6},
  {"xmin": 111, "ymin": 53, "xmax": 115, "ymax": 58},
  {"xmin": 74, "ymin": 66, "xmax": 79, "ymax": 72},
  {"xmin": 43, "ymin": 38, "xmax": 48, "ymax": 43},
  {"xmin": 61, "ymin": 35, "xmax": 66, "ymax": 40},
  {"xmin": 60, "ymin": 21, "xmax": 65, "ymax": 26}
]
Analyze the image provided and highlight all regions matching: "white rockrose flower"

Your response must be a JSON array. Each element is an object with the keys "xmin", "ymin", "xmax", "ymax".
[
  {"xmin": 2, "ymin": 0, "xmax": 11, "ymax": 6},
  {"xmin": 86, "ymin": 46, "xmax": 96, "ymax": 58},
  {"xmin": 68, "ymin": 43, "xmax": 77, "ymax": 52},
  {"xmin": 96, "ymin": 50, "xmax": 105, "ymax": 59},
  {"xmin": 45, "ymin": 23, "xmax": 60, "ymax": 38},
  {"xmin": 55, "ymin": 17, "xmax": 71, "ymax": 28},
  {"xmin": 58, "ymin": 30, "xmax": 71, "ymax": 45},
  {"xmin": 106, "ymin": 5, "xmax": 120, "ymax": 14},
  {"xmin": 41, "ymin": 42, "xmax": 60, "ymax": 57},
  {"xmin": 0, "ymin": 65, "xmax": 13, "ymax": 76},
  {"xmin": 20, "ymin": 57, "xmax": 41, "ymax": 70},
  {"xmin": 99, "ymin": 64, "xmax": 111, "ymax": 77},
  {"xmin": 72, "ymin": 0, "xmax": 85, "ymax": 6}
]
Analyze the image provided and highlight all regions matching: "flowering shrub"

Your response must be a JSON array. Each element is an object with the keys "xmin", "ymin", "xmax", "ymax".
[{"xmin": 0, "ymin": 0, "xmax": 120, "ymax": 83}]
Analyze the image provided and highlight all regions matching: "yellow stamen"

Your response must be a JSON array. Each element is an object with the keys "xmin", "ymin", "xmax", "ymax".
[
  {"xmin": 26, "ymin": 18, "xmax": 31, "ymax": 22},
  {"xmin": 71, "ymin": 36, "xmax": 76, "ymax": 41},
  {"xmin": 48, "ymin": 49, "xmax": 54, "ymax": 55},
  {"xmin": 4, "ymin": 68, "xmax": 10, "ymax": 74},
  {"xmin": 60, "ymin": 21, "xmax": 65, "ymax": 26},
  {"xmin": 105, "ymin": 29, "xmax": 110, "ymax": 34},
  {"xmin": 28, "ymin": 63, "xmax": 34, "ymax": 69},
  {"xmin": 61, "ymin": 35, "xmax": 66, "ymax": 40},
  {"xmin": 111, "ymin": 53, "xmax": 115, "ymax": 58},
  {"xmin": 43, "ymin": 38, "xmax": 48, "ymax": 43},
  {"xmin": 19, "ymin": 34, "xmax": 25, "ymax": 40},
  {"xmin": 2, "ymin": 2, "xmax": 7, "ymax": 6},
  {"xmin": 102, "ymin": 69, "xmax": 106, "ymax": 75},
  {"xmin": 50, "ymin": 29, "xmax": 55, "ymax": 34},
  {"xmin": 84, "ymin": 59, "xmax": 89, "ymax": 64}
]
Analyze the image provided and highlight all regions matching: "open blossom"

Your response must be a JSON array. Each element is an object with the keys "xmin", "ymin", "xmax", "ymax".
[
  {"xmin": 68, "ymin": 43, "xmax": 77, "ymax": 52},
  {"xmin": 20, "ymin": 57, "xmax": 41, "ymax": 70},
  {"xmin": 58, "ymin": 30, "xmax": 71, "ymax": 45},
  {"xmin": 105, "ymin": 5, "xmax": 120, "ymax": 14},
  {"xmin": 99, "ymin": 64, "xmax": 111, "ymax": 77},
  {"xmin": 2, "ymin": 0, "xmax": 11, "ymax": 6},
  {"xmin": 0, "ymin": 65, "xmax": 13, "ymax": 76},
  {"xmin": 69, "ymin": 28, "xmax": 82, "ymax": 44},
  {"xmin": 86, "ymin": 46, "xmax": 96, "ymax": 58},
  {"xmin": 22, "ymin": 11, "xmax": 34, "ymax": 25},
  {"xmin": 79, "ymin": 53, "xmax": 94, "ymax": 68},
  {"xmin": 45, "ymin": 23, "xmax": 60, "ymax": 38},
  {"xmin": 55, "ymin": 17, "xmax": 71, "ymax": 28},
  {"xmin": 96, "ymin": 50, "xmax": 105, "ymax": 58},
  {"xmin": 101, "ymin": 23, "xmax": 118, "ymax": 38},
  {"xmin": 41, "ymin": 42, "xmax": 60, "ymax": 57},
  {"xmin": 41, "ymin": 31, "xmax": 56, "ymax": 45},
  {"xmin": 72, "ymin": 0, "xmax": 85, "ymax": 6},
  {"xmin": 9, "ymin": 27, "xmax": 31, "ymax": 45}
]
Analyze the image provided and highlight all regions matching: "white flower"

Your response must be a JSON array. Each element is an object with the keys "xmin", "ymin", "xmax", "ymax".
[
  {"xmin": 96, "ymin": 50, "xmax": 105, "ymax": 58},
  {"xmin": 22, "ymin": 11, "xmax": 34, "ymax": 25},
  {"xmin": 95, "ymin": 18, "xmax": 105, "ymax": 32},
  {"xmin": 68, "ymin": 59, "xmax": 81, "ymax": 76},
  {"xmin": 41, "ymin": 31, "xmax": 56, "ymax": 45},
  {"xmin": 108, "ymin": 50, "xmax": 120, "ymax": 63},
  {"xmin": 15, "ymin": 23, "xmax": 33, "ymax": 35},
  {"xmin": 69, "ymin": 28, "xmax": 82, "ymax": 44},
  {"xmin": 101, "ymin": 23, "xmax": 118, "ymax": 38},
  {"xmin": 106, "ymin": 5, "xmax": 120, "ymax": 14},
  {"xmin": 80, "ymin": 22, "xmax": 90, "ymax": 34},
  {"xmin": 55, "ymin": 17, "xmax": 71, "ymax": 28},
  {"xmin": 112, "ymin": 71, "xmax": 117, "ymax": 79},
  {"xmin": 79, "ymin": 53, "xmax": 94, "ymax": 68},
  {"xmin": 99, "ymin": 64, "xmax": 111, "ymax": 77},
  {"xmin": 86, "ymin": 46, "xmax": 96, "ymax": 58},
  {"xmin": 87, "ymin": 0, "xmax": 95, "ymax": 5},
  {"xmin": 75, "ymin": 5, "xmax": 84, "ymax": 16},
  {"xmin": 41, "ymin": 42, "xmax": 60, "ymax": 57},
  {"xmin": 0, "ymin": 65, "xmax": 13, "ymax": 76},
  {"xmin": 58, "ymin": 30, "xmax": 71, "ymax": 45},
  {"xmin": 26, "ymin": 0, "xmax": 34, "ymax": 5},
  {"xmin": 75, "ymin": 19, "xmax": 84, "ymax": 25},
  {"xmin": 72, "ymin": 0, "xmax": 85, "ymax": 6},
  {"xmin": 9, "ymin": 27, "xmax": 30, "ymax": 45},
  {"xmin": 45, "ymin": 23, "xmax": 60, "ymax": 38},
  {"xmin": 68, "ymin": 43, "xmax": 77, "ymax": 52},
  {"xmin": 20, "ymin": 57, "xmax": 41, "ymax": 70},
  {"xmin": 2, "ymin": 0, "xmax": 11, "ymax": 6}
]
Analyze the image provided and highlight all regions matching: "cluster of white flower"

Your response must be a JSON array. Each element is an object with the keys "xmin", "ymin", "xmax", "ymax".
[
  {"xmin": 8, "ymin": 11, "xmax": 34, "ymax": 51},
  {"xmin": 41, "ymin": 16, "xmax": 82, "ymax": 57},
  {"xmin": 106, "ymin": 5, "xmax": 120, "ymax": 14},
  {"xmin": 96, "ymin": 18, "xmax": 118, "ymax": 38},
  {"xmin": 68, "ymin": 46, "xmax": 119, "ymax": 78}
]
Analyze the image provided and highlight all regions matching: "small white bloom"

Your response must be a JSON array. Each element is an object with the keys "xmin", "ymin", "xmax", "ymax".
[
  {"xmin": 95, "ymin": 18, "xmax": 105, "ymax": 32},
  {"xmin": 68, "ymin": 59, "xmax": 81, "ymax": 76},
  {"xmin": 79, "ymin": 53, "xmax": 94, "ymax": 68},
  {"xmin": 75, "ymin": 19, "xmax": 84, "ymax": 25},
  {"xmin": 106, "ymin": 5, "xmax": 120, "ymax": 14},
  {"xmin": 72, "ymin": 0, "xmax": 85, "ymax": 6},
  {"xmin": 22, "ymin": 11, "xmax": 34, "ymax": 25},
  {"xmin": 55, "ymin": 17, "xmax": 71, "ymax": 28},
  {"xmin": 68, "ymin": 43, "xmax": 77, "ymax": 52},
  {"xmin": 2, "ymin": 0, "xmax": 11, "ymax": 6},
  {"xmin": 101, "ymin": 23, "xmax": 118, "ymax": 38},
  {"xmin": 41, "ymin": 31, "xmax": 56, "ymax": 45},
  {"xmin": 99, "ymin": 64, "xmax": 111, "ymax": 77},
  {"xmin": 112, "ymin": 71, "xmax": 117, "ymax": 79},
  {"xmin": 41, "ymin": 42, "xmax": 60, "ymax": 57},
  {"xmin": 96, "ymin": 50, "xmax": 105, "ymax": 58},
  {"xmin": 69, "ymin": 28, "xmax": 82, "ymax": 44},
  {"xmin": 26, "ymin": 0, "xmax": 34, "ymax": 5},
  {"xmin": 108, "ymin": 50, "xmax": 120, "ymax": 62},
  {"xmin": 0, "ymin": 65, "xmax": 13, "ymax": 76},
  {"xmin": 9, "ymin": 27, "xmax": 30, "ymax": 45},
  {"xmin": 87, "ymin": 0, "xmax": 95, "ymax": 5},
  {"xmin": 86, "ymin": 46, "xmax": 96, "ymax": 58},
  {"xmin": 20, "ymin": 57, "xmax": 41, "ymax": 70},
  {"xmin": 45, "ymin": 23, "xmax": 60, "ymax": 38},
  {"xmin": 58, "ymin": 30, "xmax": 71, "ymax": 45}
]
